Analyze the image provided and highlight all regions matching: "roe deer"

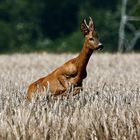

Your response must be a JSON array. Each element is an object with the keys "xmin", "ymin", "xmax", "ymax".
[{"xmin": 27, "ymin": 17, "xmax": 103, "ymax": 101}]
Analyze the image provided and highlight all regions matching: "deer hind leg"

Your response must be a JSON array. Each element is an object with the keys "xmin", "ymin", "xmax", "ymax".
[
  {"xmin": 56, "ymin": 75, "xmax": 69, "ymax": 94},
  {"xmin": 49, "ymin": 75, "xmax": 70, "ymax": 99},
  {"xmin": 59, "ymin": 86, "xmax": 83, "ymax": 99},
  {"xmin": 73, "ymin": 86, "xmax": 83, "ymax": 96}
]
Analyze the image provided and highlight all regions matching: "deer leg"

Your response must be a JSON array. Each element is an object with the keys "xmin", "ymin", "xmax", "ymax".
[
  {"xmin": 57, "ymin": 75, "xmax": 69, "ymax": 95},
  {"xmin": 73, "ymin": 86, "xmax": 83, "ymax": 96},
  {"xmin": 50, "ymin": 75, "xmax": 72, "ymax": 99}
]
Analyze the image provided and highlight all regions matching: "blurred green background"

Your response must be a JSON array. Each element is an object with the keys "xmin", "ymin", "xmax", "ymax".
[{"xmin": 0, "ymin": 0, "xmax": 140, "ymax": 53}]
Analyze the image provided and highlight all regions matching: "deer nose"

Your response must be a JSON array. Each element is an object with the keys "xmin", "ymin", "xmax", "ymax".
[{"xmin": 98, "ymin": 43, "xmax": 104, "ymax": 50}]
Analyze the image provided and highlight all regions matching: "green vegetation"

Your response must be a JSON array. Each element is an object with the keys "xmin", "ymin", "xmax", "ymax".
[{"xmin": 0, "ymin": 0, "xmax": 139, "ymax": 53}]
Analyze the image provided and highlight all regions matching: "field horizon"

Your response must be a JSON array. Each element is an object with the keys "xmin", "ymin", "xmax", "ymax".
[{"xmin": 0, "ymin": 53, "xmax": 140, "ymax": 140}]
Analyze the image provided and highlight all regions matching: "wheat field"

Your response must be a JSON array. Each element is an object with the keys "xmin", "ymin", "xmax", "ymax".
[{"xmin": 0, "ymin": 53, "xmax": 140, "ymax": 140}]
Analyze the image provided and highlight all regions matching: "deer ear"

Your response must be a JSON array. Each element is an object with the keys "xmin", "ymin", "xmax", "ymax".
[
  {"xmin": 80, "ymin": 19, "xmax": 89, "ymax": 36},
  {"xmin": 89, "ymin": 17, "xmax": 95, "ymax": 31}
]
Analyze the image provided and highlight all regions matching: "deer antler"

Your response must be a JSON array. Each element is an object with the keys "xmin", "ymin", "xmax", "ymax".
[
  {"xmin": 89, "ymin": 16, "xmax": 94, "ymax": 31},
  {"xmin": 84, "ymin": 19, "xmax": 89, "ymax": 29},
  {"xmin": 81, "ymin": 19, "xmax": 89, "ymax": 36},
  {"xmin": 81, "ymin": 17, "xmax": 95, "ymax": 36}
]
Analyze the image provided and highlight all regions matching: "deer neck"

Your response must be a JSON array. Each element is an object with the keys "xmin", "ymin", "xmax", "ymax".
[{"xmin": 76, "ymin": 40, "xmax": 93, "ymax": 73}]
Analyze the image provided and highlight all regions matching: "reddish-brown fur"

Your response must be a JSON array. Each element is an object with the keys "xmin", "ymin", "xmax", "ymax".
[{"xmin": 27, "ymin": 17, "xmax": 103, "ymax": 101}]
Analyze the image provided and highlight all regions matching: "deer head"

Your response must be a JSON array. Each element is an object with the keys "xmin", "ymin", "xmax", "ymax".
[{"xmin": 81, "ymin": 17, "xmax": 103, "ymax": 50}]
